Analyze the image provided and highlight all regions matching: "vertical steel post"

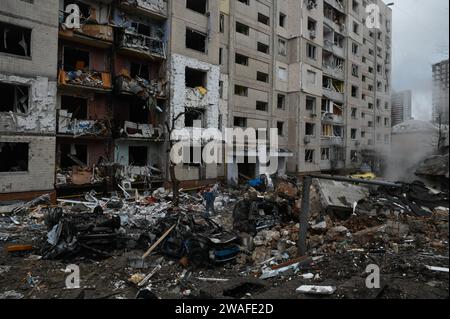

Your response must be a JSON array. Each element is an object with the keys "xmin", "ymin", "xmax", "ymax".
[{"xmin": 298, "ymin": 176, "xmax": 312, "ymax": 256}]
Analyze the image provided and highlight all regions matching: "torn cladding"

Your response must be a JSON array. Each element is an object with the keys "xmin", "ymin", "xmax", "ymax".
[
  {"xmin": 170, "ymin": 54, "xmax": 220, "ymax": 132},
  {"xmin": 0, "ymin": 74, "xmax": 57, "ymax": 134}
]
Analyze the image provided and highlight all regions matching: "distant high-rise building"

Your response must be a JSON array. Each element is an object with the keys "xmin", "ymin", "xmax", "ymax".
[
  {"xmin": 391, "ymin": 90, "xmax": 412, "ymax": 126},
  {"xmin": 432, "ymin": 59, "xmax": 449, "ymax": 125}
]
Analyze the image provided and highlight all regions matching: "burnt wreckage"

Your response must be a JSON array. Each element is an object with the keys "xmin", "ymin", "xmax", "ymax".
[{"xmin": 142, "ymin": 213, "xmax": 240, "ymax": 264}]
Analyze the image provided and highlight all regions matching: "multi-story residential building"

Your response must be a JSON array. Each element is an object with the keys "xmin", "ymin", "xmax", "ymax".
[
  {"xmin": 55, "ymin": 0, "xmax": 168, "ymax": 195},
  {"xmin": 432, "ymin": 59, "xmax": 449, "ymax": 125},
  {"xmin": 0, "ymin": 0, "xmax": 394, "ymax": 200},
  {"xmin": 0, "ymin": 0, "xmax": 59, "ymax": 201},
  {"xmin": 391, "ymin": 90, "xmax": 412, "ymax": 127}
]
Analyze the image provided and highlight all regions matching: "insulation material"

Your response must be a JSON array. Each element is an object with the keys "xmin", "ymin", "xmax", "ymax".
[
  {"xmin": 169, "ymin": 54, "xmax": 220, "ymax": 131},
  {"xmin": 0, "ymin": 74, "xmax": 56, "ymax": 134}
]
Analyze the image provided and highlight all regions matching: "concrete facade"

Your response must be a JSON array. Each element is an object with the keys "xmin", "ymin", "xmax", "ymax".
[
  {"xmin": 391, "ymin": 90, "xmax": 412, "ymax": 127},
  {"xmin": 432, "ymin": 59, "xmax": 449, "ymax": 125},
  {"xmin": 0, "ymin": 0, "xmax": 58, "ymax": 197}
]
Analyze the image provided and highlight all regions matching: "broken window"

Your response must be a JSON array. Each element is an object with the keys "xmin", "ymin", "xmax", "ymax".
[
  {"xmin": 186, "ymin": 29, "xmax": 207, "ymax": 53},
  {"xmin": 305, "ymin": 149, "xmax": 315, "ymax": 163},
  {"xmin": 234, "ymin": 116, "xmax": 247, "ymax": 127},
  {"xmin": 219, "ymin": 14, "xmax": 225, "ymax": 33},
  {"xmin": 278, "ymin": 38, "xmax": 287, "ymax": 56},
  {"xmin": 351, "ymin": 108, "xmax": 357, "ymax": 119},
  {"xmin": 258, "ymin": 13, "xmax": 270, "ymax": 26},
  {"xmin": 185, "ymin": 68, "xmax": 206, "ymax": 88},
  {"xmin": 257, "ymin": 71, "xmax": 269, "ymax": 83},
  {"xmin": 257, "ymin": 42, "xmax": 269, "ymax": 54},
  {"xmin": 0, "ymin": 82, "xmax": 29, "ymax": 113},
  {"xmin": 236, "ymin": 22, "xmax": 249, "ymax": 36},
  {"xmin": 63, "ymin": 0, "xmax": 91, "ymax": 21},
  {"xmin": 184, "ymin": 108, "xmax": 204, "ymax": 127},
  {"xmin": 235, "ymin": 53, "xmax": 249, "ymax": 66},
  {"xmin": 0, "ymin": 142, "xmax": 29, "ymax": 172},
  {"xmin": 321, "ymin": 148, "xmax": 330, "ymax": 161},
  {"xmin": 277, "ymin": 94, "xmax": 286, "ymax": 109},
  {"xmin": 129, "ymin": 146, "xmax": 148, "ymax": 166},
  {"xmin": 306, "ymin": 96, "xmax": 316, "ymax": 112},
  {"xmin": 305, "ymin": 123, "xmax": 315, "ymax": 136},
  {"xmin": 130, "ymin": 63, "xmax": 150, "ymax": 79},
  {"xmin": 277, "ymin": 121, "xmax": 285, "ymax": 136},
  {"xmin": 256, "ymin": 101, "xmax": 268, "ymax": 111},
  {"xmin": 279, "ymin": 13, "xmax": 287, "ymax": 28},
  {"xmin": 0, "ymin": 22, "xmax": 31, "ymax": 57},
  {"xmin": 186, "ymin": 0, "xmax": 207, "ymax": 14},
  {"xmin": 63, "ymin": 47, "xmax": 89, "ymax": 71},
  {"xmin": 235, "ymin": 85, "xmax": 248, "ymax": 96},
  {"xmin": 351, "ymin": 86, "xmax": 359, "ymax": 98},
  {"xmin": 61, "ymin": 96, "xmax": 87, "ymax": 120},
  {"xmin": 351, "ymin": 128, "xmax": 357, "ymax": 139},
  {"xmin": 60, "ymin": 144, "xmax": 87, "ymax": 169},
  {"xmin": 307, "ymin": 43, "xmax": 317, "ymax": 60}
]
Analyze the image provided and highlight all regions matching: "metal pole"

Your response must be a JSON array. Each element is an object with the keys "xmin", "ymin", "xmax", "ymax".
[{"xmin": 298, "ymin": 176, "xmax": 312, "ymax": 256}]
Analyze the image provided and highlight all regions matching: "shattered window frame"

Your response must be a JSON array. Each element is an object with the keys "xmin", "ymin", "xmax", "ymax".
[
  {"xmin": 0, "ymin": 21, "xmax": 32, "ymax": 58},
  {"xmin": 0, "ymin": 81, "xmax": 30, "ymax": 114},
  {"xmin": 305, "ymin": 149, "xmax": 315, "ymax": 163},
  {"xmin": 0, "ymin": 142, "xmax": 29, "ymax": 173}
]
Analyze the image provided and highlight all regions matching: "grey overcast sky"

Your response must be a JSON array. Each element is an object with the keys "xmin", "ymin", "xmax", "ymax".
[{"xmin": 386, "ymin": 0, "xmax": 449, "ymax": 120}]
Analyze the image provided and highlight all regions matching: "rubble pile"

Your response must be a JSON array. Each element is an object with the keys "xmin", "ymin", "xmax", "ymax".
[{"xmin": 0, "ymin": 176, "xmax": 448, "ymax": 299}]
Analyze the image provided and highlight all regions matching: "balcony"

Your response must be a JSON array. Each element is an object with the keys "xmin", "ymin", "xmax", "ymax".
[
  {"xmin": 58, "ymin": 69, "xmax": 112, "ymax": 92},
  {"xmin": 323, "ymin": 88, "xmax": 344, "ymax": 103},
  {"xmin": 59, "ymin": 24, "xmax": 114, "ymax": 48},
  {"xmin": 321, "ymin": 136, "xmax": 344, "ymax": 147},
  {"xmin": 57, "ymin": 110, "xmax": 111, "ymax": 138},
  {"xmin": 321, "ymin": 112, "xmax": 344, "ymax": 125},
  {"xmin": 322, "ymin": 63, "xmax": 344, "ymax": 80},
  {"xmin": 117, "ymin": 29, "xmax": 166, "ymax": 60},
  {"xmin": 116, "ymin": 75, "xmax": 167, "ymax": 100},
  {"xmin": 118, "ymin": 0, "xmax": 168, "ymax": 20},
  {"xmin": 120, "ymin": 121, "xmax": 164, "ymax": 140},
  {"xmin": 324, "ymin": 0, "xmax": 346, "ymax": 13}
]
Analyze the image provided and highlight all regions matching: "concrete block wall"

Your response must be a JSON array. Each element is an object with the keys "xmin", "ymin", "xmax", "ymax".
[{"xmin": 0, "ymin": 135, "xmax": 56, "ymax": 193}]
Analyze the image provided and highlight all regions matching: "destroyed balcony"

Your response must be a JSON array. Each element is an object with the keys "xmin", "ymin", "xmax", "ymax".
[
  {"xmin": 59, "ymin": 24, "xmax": 114, "ymax": 48},
  {"xmin": 117, "ymin": 29, "xmax": 166, "ymax": 60},
  {"xmin": 323, "ymin": 88, "xmax": 344, "ymax": 103},
  {"xmin": 118, "ymin": 0, "xmax": 168, "ymax": 20},
  {"xmin": 322, "ymin": 63, "xmax": 345, "ymax": 80},
  {"xmin": 58, "ymin": 69, "xmax": 112, "ymax": 92},
  {"xmin": 115, "ymin": 75, "xmax": 167, "ymax": 100},
  {"xmin": 324, "ymin": 0, "xmax": 346, "ymax": 13},
  {"xmin": 119, "ymin": 121, "xmax": 164, "ymax": 141},
  {"xmin": 57, "ymin": 110, "xmax": 111, "ymax": 138},
  {"xmin": 321, "ymin": 112, "xmax": 344, "ymax": 125},
  {"xmin": 321, "ymin": 136, "xmax": 344, "ymax": 147},
  {"xmin": 185, "ymin": 87, "xmax": 209, "ymax": 109}
]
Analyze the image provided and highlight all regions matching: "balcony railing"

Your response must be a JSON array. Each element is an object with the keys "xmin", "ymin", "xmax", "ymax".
[
  {"xmin": 117, "ymin": 29, "xmax": 166, "ymax": 59},
  {"xmin": 323, "ymin": 63, "xmax": 344, "ymax": 79},
  {"xmin": 58, "ymin": 69, "xmax": 112, "ymax": 91},
  {"xmin": 58, "ymin": 110, "xmax": 111, "ymax": 137},
  {"xmin": 119, "ymin": 0, "xmax": 168, "ymax": 19},
  {"xmin": 323, "ymin": 88, "xmax": 344, "ymax": 103},
  {"xmin": 321, "ymin": 112, "xmax": 344, "ymax": 125},
  {"xmin": 321, "ymin": 136, "xmax": 344, "ymax": 146},
  {"xmin": 116, "ymin": 75, "xmax": 167, "ymax": 99},
  {"xmin": 324, "ymin": 0, "xmax": 346, "ymax": 13},
  {"xmin": 59, "ymin": 23, "xmax": 114, "ymax": 46}
]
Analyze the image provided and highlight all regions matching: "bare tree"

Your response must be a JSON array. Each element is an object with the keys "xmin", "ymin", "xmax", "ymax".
[{"xmin": 165, "ymin": 109, "xmax": 202, "ymax": 207}]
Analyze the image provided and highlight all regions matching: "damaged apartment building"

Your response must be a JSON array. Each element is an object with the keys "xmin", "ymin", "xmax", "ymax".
[
  {"xmin": 223, "ymin": 0, "xmax": 392, "ymax": 179},
  {"xmin": 0, "ymin": 0, "xmax": 58, "ymax": 201},
  {"xmin": 1, "ymin": 0, "xmax": 394, "ymax": 200},
  {"xmin": 55, "ymin": 0, "xmax": 168, "ymax": 194}
]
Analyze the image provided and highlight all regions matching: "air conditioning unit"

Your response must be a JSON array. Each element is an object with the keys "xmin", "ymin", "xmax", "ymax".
[
  {"xmin": 304, "ymin": 136, "xmax": 312, "ymax": 144},
  {"xmin": 355, "ymin": 141, "xmax": 361, "ymax": 146},
  {"xmin": 339, "ymin": 24, "xmax": 346, "ymax": 33},
  {"xmin": 309, "ymin": 30, "xmax": 317, "ymax": 39}
]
